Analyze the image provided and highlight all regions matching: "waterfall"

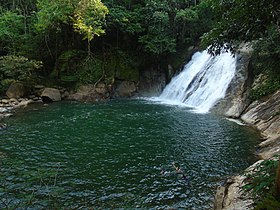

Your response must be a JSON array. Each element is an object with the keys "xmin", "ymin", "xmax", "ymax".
[{"xmin": 157, "ymin": 50, "xmax": 236, "ymax": 113}]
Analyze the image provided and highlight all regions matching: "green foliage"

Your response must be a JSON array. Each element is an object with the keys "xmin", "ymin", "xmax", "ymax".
[
  {"xmin": 202, "ymin": 0, "xmax": 280, "ymax": 54},
  {"xmin": 252, "ymin": 27, "xmax": 280, "ymax": 77},
  {"xmin": 36, "ymin": 0, "xmax": 74, "ymax": 32},
  {"xmin": 104, "ymin": 0, "xmax": 212, "ymax": 56},
  {"xmin": 107, "ymin": 5, "xmax": 144, "ymax": 35},
  {"xmin": 139, "ymin": 34, "xmax": 176, "ymax": 55},
  {"xmin": 73, "ymin": 0, "xmax": 109, "ymax": 41},
  {"xmin": 0, "ymin": 0, "xmax": 218, "ymax": 90},
  {"xmin": 76, "ymin": 56, "xmax": 104, "ymax": 84},
  {"xmin": 255, "ymin": 195, "xmax": 280, "ymax": 210},
  {"xmin": 243, "ymin": 159, "xmax": 278, "ymax": 197},
  {"xmin": 36, "ymin": 0, "xmax": 108, "ymax": 41},
  {"xmin": 250, "ymin": 78, "xmax": 280, "ymax": 101},
  {"xmin": 249, "ymin": 26, "xmax": 280, "ymax": 101},
  {"xmin": 0, "ymin": 10, "xmax": 25, "ymax": 54},
  {"xmin": 0, "ymin": 55, "xmax": 43, "ymax": 83}
]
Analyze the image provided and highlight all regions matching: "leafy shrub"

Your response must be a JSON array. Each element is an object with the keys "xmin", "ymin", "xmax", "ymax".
[
  {"xmin": 0, "ymin": 55, "xmax": 43, "ymax": 81},
  {"xmin": 255, "ymin": 195, "xmax": 280, "ymax": 210},
  {"xmin": 249, "ymin": 26, "xmax": 280, "ymax": 101},
  {"xmin": 0, "ymin": 56, "xmax": 42, "ymax": 92},
  {"xmin": 0, "ymin": 10, "xmax": 25, "ymax": 54},
  {"xmin": 250, "ymin": 78, "xmax": 280, "ymax": 101},
  {"xmin": 243, "ymin": 159, "xmax": 278, "ymax": 196},
  {"xmin": 243, "ymin": 158, "xmax": 280, "ymax": 209}
]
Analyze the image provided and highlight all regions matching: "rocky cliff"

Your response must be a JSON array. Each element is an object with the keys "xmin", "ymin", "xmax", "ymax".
[
  {"xmin": 213, "ymin": 47, "xmax": 280, "ymax": 210},
  {"xmin": 213, "ymin": 45, "xmax": 254, "ymax": 118}
]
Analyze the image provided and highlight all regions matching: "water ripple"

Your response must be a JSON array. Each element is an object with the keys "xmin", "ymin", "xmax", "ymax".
[{"xmin": 0, "ymin": 100, "xmax": 259, "ymax": 209}]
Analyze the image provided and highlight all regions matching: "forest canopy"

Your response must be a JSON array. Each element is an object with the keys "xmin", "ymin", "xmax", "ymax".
[{"xmin": 0, "ymin": 0, "xmax": 279, "ymax": 94}]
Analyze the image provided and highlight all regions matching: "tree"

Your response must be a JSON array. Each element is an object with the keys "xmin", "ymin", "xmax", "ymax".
[
  {"xmin": 73, "ymin": 0, "xmax": 109, "ymax": 55},
  {"xmin": 202, "ymin": 0, "xmax": 280, "ymax": 54},
  {"xmin": 36, "ymin": 0, "xmax": 108, "ymax": 56},
  {"xmin": 0, "ymin": 10, "xmax": 25, "ymax": 54}
]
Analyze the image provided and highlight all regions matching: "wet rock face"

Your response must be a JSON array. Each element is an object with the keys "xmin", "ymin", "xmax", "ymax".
[
  {"xmin": 138, "ymin": 67, "xmax": 166, "ymax": 97},
  {"xmin": 113, "ymin": 81, "xmax": 137, "ymax": 98},
  {"xmin": 241, "ymin": 90, "xmax": 280, "ymax": 138},
  {"xmin": 213, "ymin": 50, "xmax": 253, "ymax": 118},
  {"xmin": 241, "ymin": 90, "xmax": 280, "ymax": 159},
  {"xmin": 213, "ymin": 162, "xmax": 261, "ymax": 210},
  {"xmin": 214, "ymin": 90, "xmax": 280, "ymax": 209}
]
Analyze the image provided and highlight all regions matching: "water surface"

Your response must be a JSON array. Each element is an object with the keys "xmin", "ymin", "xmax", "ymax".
[{"xmin": 0, "ymin": 100, "xmax": 259, "ymax": 209}]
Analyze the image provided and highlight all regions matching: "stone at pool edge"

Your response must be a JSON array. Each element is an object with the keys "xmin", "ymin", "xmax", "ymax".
[{"xmin": 41, "ymin": 88, "xmax": 62, "ymax": 103}]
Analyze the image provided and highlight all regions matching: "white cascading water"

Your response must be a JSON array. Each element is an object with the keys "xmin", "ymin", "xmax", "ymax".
[{"xmin": 158, "ymin": 50, "xmax": 236, "ymax": 113}]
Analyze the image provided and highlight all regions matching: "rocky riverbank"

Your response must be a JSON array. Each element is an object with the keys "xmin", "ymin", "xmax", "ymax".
[
  {"xmin": 213, "ymin": 47, "xmax": 280, "ymax": 209},
  {"xmin": 0, "ymin": 97, "xmax": 42, "ymax": 124},
  {"xmin": 213, "ymin": 89, "xmax": 280, "ymax": 209},
  {"xmin": 0, "ymin": 85, "xmax": 67, "ymax": 124}
]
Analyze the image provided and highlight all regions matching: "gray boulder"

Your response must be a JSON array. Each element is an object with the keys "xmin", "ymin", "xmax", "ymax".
[{"xmin": 41, "ymin": 88, "xmax": 61, "ymax": 102}]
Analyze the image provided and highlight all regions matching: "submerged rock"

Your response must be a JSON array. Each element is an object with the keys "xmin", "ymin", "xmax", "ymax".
[{"xmin": 0, "ymin": 123, "xmax": 7, "ymax": 129}]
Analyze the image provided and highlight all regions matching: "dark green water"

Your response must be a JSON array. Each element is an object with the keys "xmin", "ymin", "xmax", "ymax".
[{"xmin": 0, "ymin": 100, "xmax": 259, "ymax": 209}]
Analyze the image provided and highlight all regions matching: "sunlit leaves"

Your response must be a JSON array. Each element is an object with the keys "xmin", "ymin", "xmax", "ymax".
[
  {"xmin": 73, "ymin": 0, "xmax": 108, "ymax": 41},
  {"xmin": 36, "ymin": 0, "xmax": 108, "ymax": 41},
  {"xmin": 0, "ymin": 55, "xmax": 42, "ymax": 81}
]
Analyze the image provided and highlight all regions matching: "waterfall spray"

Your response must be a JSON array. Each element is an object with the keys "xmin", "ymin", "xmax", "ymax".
[{"xmin": 157, "ymin": 50, "xmax": 236, "ymax": 113}]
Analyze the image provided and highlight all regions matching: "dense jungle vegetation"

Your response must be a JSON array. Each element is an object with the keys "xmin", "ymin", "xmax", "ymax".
[
  {"xmin": 0, "ymin": 0, "xmax": 279, "ymax": 98},
  {"xmin": 1, "ymin": 0, "xmax": 280, "ymax": 208},
  {"xmin": 0, "ymin": 0, "xmax": 213, "ymax": 92}
]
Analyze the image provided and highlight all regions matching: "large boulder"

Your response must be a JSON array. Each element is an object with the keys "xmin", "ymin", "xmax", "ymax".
[
  {"xmin": 41, "ymin": 88, "xmax": 61, "ymax": 102},
  {"xmin": 6, "ymin": 82, "xmax": 27, "ymax": 99}
]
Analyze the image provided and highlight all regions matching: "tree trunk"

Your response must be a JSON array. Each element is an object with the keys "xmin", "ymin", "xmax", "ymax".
[{"xmin": 87, "ymin": 39, "xmax": 91, "ymax": 57}]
